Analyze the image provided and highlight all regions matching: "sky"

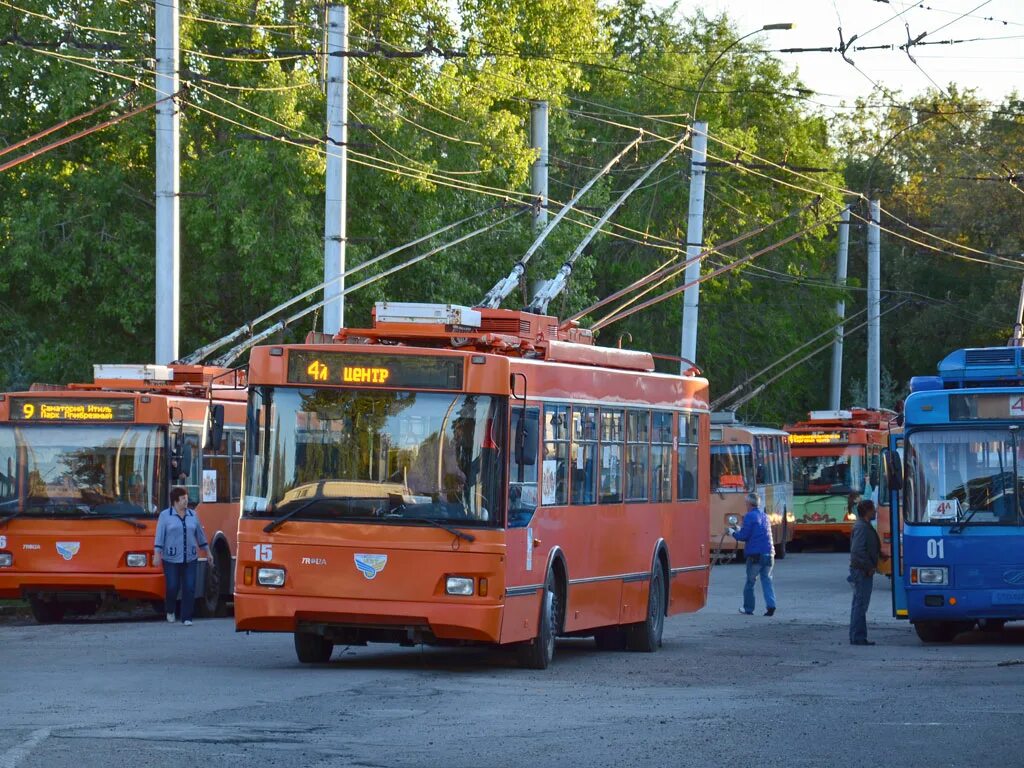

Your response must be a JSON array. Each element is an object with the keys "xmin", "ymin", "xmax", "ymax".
[{"xmin": 666, "ymin": 0, "xmax": 1023, "ymax": 107}]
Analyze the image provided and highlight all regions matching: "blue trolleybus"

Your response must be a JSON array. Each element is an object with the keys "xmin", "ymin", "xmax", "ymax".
[{"xmin": 891, "ymin": 346, "xmax": 1024, "ymax": 642}]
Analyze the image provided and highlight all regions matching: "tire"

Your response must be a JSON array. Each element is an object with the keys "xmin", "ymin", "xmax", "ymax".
[
  {"xmin": 294, "ymin": 631, "xmax": 334, "ymax": 663},
  {"xmin": 29, "ymin": 597, "xmax": 65, "ymax": 624},
  {"xmin": 913, "ymin": 621, "xmax": 971, "ymax": 643},
  {"xmin": 979, "ymin": 619, "xmax": 1005, "ymax": 633},
  {"xmin": 194, "ymin": 553, "xmax": 223, "ymax": 618},
  {"xmin": 626, "ymin": 565, "xmax": 666, "ymax": 652},
  {"xmin": 775, "ymin": 513, "xmax": 788, "ymax": 560},
  {"xmin": 593, "ymin": 626, "xmax": 627, "ymax": 651},
  {"xmin": 518, "ymin": 572, "xmax": 559, "ymax": 669}
]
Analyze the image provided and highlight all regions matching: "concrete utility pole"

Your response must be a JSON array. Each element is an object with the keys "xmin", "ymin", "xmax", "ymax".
[
  {"xmin": 323, "ymin": 3, "xmax": 348, "ymax": 335},
  {"xmin": 867, "ymin": 199, "xmax": 881, "ymax": 409},
  {"xmin": 154, "ymin": 0, "xmax": 180, "ymax": 364},
  {"xmin": 829, "ymin": 206, "xmax": 851, "ymax": 410},
  {"xmin": 529, "ymin": 101, "xmax": 549, "ymax": 233},
  {"xmin": 679, "ymin": 121, "xmax": 707, "ymax": 372}
]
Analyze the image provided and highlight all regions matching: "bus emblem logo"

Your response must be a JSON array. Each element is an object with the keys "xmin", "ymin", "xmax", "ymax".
[
  {"xmin": 354, "ymin": 553, "xmax": 388, "ymax": 580},
  {"xmin": 56, "ymin": 542, "xmax": 81, "ymax": 561},
  {"xmin": 1003, "ymin": 570, "xmax": 1024, "ymax": 585}
]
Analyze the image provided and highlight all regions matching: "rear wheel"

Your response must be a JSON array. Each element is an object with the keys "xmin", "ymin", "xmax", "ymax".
[
  {"xmin": 774, "ymin": 513, "xmax": 788, "ymax": 560},
  {"xmin": 294, "ymin": 631, "xmax": 334, "ymax": 663},
  {"xmin": 29, "ymin": 597, "xmax": 65, "ymax": 624},
  {"xmin": 518, "ymin": 572, "xmax": 559, "ymax": 669},
  {"xmin": 627, "ymin": 565, "xmax": 665, "ymax": 652},
  {"xmin": 914, "ymin": 621, "xmax": 971, "ymax": 643}
]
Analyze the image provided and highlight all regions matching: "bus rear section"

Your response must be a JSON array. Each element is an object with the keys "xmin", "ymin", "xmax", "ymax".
[
  {"xmin": 709, "ymin": 415, "xmax": 792, "ymax": 560},
  {"xmin": 892, "ymin": 348, "xmax": 1024, "ymax": 642},
  {"xmin": 0, "ymin": 364, "xmax": 245, "ymax": 621},
  {"xmin": 786, "ymin": 408, "xmax": 894, "ymax": 551},
  {"xmin": 234, "ymin": 303, "xmax": 710, "ymax": 667}
]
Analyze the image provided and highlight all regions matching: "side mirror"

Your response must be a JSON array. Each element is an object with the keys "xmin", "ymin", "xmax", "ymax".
[
  {"xmin": 881, "ymin": 448, "xmax": 902, "ymax": 492},
  {"xmin": 207, "ymin": 404, "xmax": 225, "ymax": 451},
  {"xmin": 515, "ymin": 410, "xmax": 539, "ymax": 467}
]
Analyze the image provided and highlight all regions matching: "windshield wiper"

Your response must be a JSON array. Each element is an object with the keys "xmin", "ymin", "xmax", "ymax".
[
  {"xmin": 411, "ymin": 516, "xmax": 476, "ymax": 543},
  {"xmin": 84, "ymin": 514, "xmax": 147, "ymax": 531},
  {"xmin": 263, "ymin": 498, "xmax": 321, "ymax": 533},
  {"xmin": 949, "ymin": 507, "xmax": 978, "ymax": 535}
]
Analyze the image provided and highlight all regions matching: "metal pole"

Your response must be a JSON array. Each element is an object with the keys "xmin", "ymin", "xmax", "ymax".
[
  {"xmin": 680, "ymin": 121, "xmax": 707, "ymax": 372},
  {"xmin": 154, "ymin": 0, "xmax": 179, "ymax": 364},
  {"xmin": 867, "ymin": 200, "xmax": 881, "ymax": 409},
  {"xmin": 829, "ymin": 206, "xmax": 851, "ymax": 409},
  {"xmin": 530, "ymin": 101, "xmax": 548, "ymax": 233},
  {"xmin": 323, "ymin": 4, "xmax": 348, "ymax": 335}
]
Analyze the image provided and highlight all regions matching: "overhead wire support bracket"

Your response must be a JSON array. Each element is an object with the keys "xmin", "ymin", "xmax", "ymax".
[
  {"xmin": 478, "ymin": 133, "xmax": 645, "ymax": 310},
  {"xmin": 526, "ymin": 128, "xmax": 692, "ymax": 315}
]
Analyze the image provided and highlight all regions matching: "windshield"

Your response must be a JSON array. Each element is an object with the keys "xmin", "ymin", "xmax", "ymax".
[
  {"xmin": 244, "ymin": 387, "xmax": 505, "ymax": 526},
  {"xmin": 792, "ymin": 448, "xmax": 866, "ymax": 496},
  {"xmin": 0, "ymin": 425, "xmax": 165, "ymax": 517},
  {"xmin": 905, "ymin": 429, "xmax": 1024, "ymax": 526},
  {"xmin": 711, "ymin": 445, "xmax": 753, "ymax": 493}
]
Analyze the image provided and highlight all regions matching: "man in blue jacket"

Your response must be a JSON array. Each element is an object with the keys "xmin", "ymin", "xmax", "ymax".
[{"xmin": 730, "ymin": 492, "xmax": 777, "ymax": 616}]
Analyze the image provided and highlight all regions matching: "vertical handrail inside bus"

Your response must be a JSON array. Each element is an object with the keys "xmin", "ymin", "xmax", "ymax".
[{"xmin": 510, "ymin": 373, "xmax": 528, "ymax": 484}]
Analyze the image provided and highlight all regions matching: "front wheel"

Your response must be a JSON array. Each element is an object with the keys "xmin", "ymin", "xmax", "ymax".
[
  {"xmin": 29, "ymin": 597, "xmax": 65, "ymax": 624},
  {"xmin": 914, "ymin": 621, "xmax": 971, "ymax": 643},
  {"xmin": 518, "ymin": 573, "xmax": 558, "ymax": 669},
  {"xmin": 295, "ymin": 631, "xmax": 334, "ymax": 663},
  {"xmin": 774, "ymin": 514, "xmax": 788, "ymax": 560},
  {"xmin": 627, "ymin": 566, "xmax": 665, "ymax": 652}
]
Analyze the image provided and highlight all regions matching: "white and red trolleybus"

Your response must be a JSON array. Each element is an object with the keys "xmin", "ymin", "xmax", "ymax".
[
  {"xmin": 0, "ymin": 364, "xmax": 245, "ymax": 622},
  {"xmin": 234, "ymin": 302, "xmax": 710, "ymax": 667}
]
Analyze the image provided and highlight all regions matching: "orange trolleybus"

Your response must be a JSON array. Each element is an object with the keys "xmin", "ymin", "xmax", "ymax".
[
  {"xmin": 785, "ymin": 408, "xmax": 895, "ymax": 552},
  {"xmin": 234, "ymin": 302, "xmax": 710, "ymax": 667},
  {"xmin": 709, "ymin": 413, "xmax": 793, "ymax": 560},
  {"xmin": 0, "ymin": 364, "xmax": 245, "ymax": 622}
]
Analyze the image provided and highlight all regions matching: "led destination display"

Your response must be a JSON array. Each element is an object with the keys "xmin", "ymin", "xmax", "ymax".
[
  {"xmin": 10, "ymin": 397, "xmax": 136, "ymax": 422},
  {"xmin": 287, "ymin": 351, "xmax": 464, "ymax": 390}
]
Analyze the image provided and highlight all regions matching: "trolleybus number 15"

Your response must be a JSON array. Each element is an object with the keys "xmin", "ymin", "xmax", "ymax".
[{"xmin": 253, "ymin": 544, "xmax": 273, "ymax": 562}]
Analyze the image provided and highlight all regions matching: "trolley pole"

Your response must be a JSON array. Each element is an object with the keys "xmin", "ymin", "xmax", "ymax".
[
  {"xmin": 680, "ymin": 121, "xmax": 707, "ymax": 371},
  {"xmin": 867, "ymin": 199, "xmax": 881, "ymax": 410},
  {"xmin": 829, "ymin": 206, "xmax": 851, "ymax": 410},
  {"xmin": 323, "ymin": 3, "xmax": 348, "ymax": 335},
  {"xmin": 530, "ymin": 101, "xmax": 549, "ymax": 233},
  {"xmin": 154, "ymin": 0, "xmax": 180, "ymax": 364}
]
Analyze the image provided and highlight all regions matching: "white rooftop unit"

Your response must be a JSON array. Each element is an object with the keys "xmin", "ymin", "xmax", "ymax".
[
  {"xmin": 808, "ymin": 409, "xmax": 853, "ymax": 420},
  {"xmin": 375, "ymin": 302, "xmax": 481, "ymax": 328},
  {"xmin": 93, "ymin": 364, "xmax": 174, "ymax": 382}
]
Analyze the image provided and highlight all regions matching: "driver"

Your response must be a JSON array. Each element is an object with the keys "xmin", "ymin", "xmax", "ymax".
[{"xmin": 406, "ymin": 434, "xmax": 466, "ymax": 502}]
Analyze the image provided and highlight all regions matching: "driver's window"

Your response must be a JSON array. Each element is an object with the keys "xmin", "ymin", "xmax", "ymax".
[
  {"xmin": 509, "ymin": 407, "xmax": 539, "ymax": 527},
  {"xmin": 174, "ymin": 431, "xmax": 202, "ymax": 506}
]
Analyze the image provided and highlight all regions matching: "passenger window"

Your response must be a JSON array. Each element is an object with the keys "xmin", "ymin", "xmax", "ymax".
[
  {"xmin": 677, "ymin": 413, "xmax": 699, "ymax": 501},
  {"xmin": 626, "ymin": 410, "xmax": 650, "ymax": 502},
  {"xmin": 572, "ymin": 407, "xmax": 598, "ymax": 505},
  {"xmin": 600, "ymin": 409, "xmax": 623, "ymax": 504},
  {"xmin": 509, "ymin": 407, "xmax": 540, "ymax": 527},
  {"xmin": 650, "ymin": 411, "xmax": 673, "ymax": 502},
  {"xmin": 541, "ymin": 405, "xmax": 569, "ymax": 506},
  {"xmin": 202, "ymin": 428, "xmax": 231, "ymax": 504}
]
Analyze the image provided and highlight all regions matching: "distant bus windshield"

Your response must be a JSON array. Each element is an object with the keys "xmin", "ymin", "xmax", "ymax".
[
  {"xmin": 904, "ymin": 429, "xmax": 1024, "ymax": 526},
  {"xmin": 792, "ymin": 448, "xmax": 865, "ymax": 496},
  {"xmin": 0, "ymin": 425, "xmax": 165, "ymax": 517},
  {"xmin": 244, "ymin": 387, "xmax": 506, "ymax": 526},
  {"xmin": 710, "ymin": 445, "xmax": 753, "ymax": 493}
]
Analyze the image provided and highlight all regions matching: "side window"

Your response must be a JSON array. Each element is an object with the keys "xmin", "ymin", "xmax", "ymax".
[
  {"xmin": 201, "ymin": 429, "xmax": 231, "ymax": 504},
  {"xmin": 541, "ymin": 405, "xmax": 569, "ymax": 506},
  {"xmin": 509, "ymin": 407, "xmax": 540, "ymax": 527},
  {"xmin": 176, "ymin": 430, "xmax": 202, "ymax": 505},
  {"xmin": 677, "ymin": 413, "xmax": 699, "ymax": 501},
  {"xmin": 229, "ymin": 430, "xmax": 244, "ymax": 502},
  {"xmin": 572, "ymin": 407, "xmax": 598, "ymax": 505},
  {"xmin": 599, "ymin": 409, "xmax": 623, "ymax": 504},
  {"xmin": 625, "ymin": 410, "xmax": 650, "ymax": 502},
  {"xmin": 650, "ymin": 411, "xmax": 673, "ymax": 502}
]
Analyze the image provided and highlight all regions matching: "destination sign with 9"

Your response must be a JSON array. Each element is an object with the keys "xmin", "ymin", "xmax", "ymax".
[
  {"xmin": 287, "ymin": 351, "xmax": 464, "ymax": 390},
  {"xmin": 10, "ymin": 397, "xmax": 136, "ymax": 422}
]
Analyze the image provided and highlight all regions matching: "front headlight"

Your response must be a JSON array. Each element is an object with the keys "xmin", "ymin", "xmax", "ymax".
[
  {"xmin": 126, "ymin": 553, "xmax": 148, "ymax": 568},
  {"xmin": 0, "ymin": 553, "xmax": 12, "ymax": 567},
  {"xmin": 257, "ymin": 567, "xmax": 286, "ymax": 587},
  {"xmin": 445, "ymin": 576, "xmax": 474, "ymax": 596},
  {"xmin": 915, "ymin": 567, "xmax": 948, "ymax": 585},
  {"xmin": 726, "ymin": 514, "xmax": 740, "ymax": 526}
]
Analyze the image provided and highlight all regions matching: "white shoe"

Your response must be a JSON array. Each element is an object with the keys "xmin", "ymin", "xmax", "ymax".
[
  {"xmin": 183, "ymin": 620, "xmax": 193, "ymax": 626},
  {"xmin": 166, "ymin": 613, "xmax": 175, "ymax": 623}
]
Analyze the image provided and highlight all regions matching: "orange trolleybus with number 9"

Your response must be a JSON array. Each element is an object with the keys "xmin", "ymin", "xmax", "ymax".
[
  {"xmin": 0, "ymin": 364, "xmax": 246, "ymax": 622},
  {"xmin": 234, "ymin": 302, "xmax": 711, "ymax": 667}
]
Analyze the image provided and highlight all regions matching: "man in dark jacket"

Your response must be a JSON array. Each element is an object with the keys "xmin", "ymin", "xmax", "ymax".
[
  {"xmin": 730, "ymin": 492, "xmax": 777, "ymax": 616},
  {"xmin": 849, "ymin": 499, "xmax": 889, "ymax": 645}
]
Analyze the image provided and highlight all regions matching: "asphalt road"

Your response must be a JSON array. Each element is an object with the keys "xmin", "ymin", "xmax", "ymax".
[{"xmin": 2, "ymin": 553, "xmax": 1023, "ymax": 768}]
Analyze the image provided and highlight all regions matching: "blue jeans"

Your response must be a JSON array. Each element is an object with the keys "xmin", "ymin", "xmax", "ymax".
[
  {"xmin": 849, "ymin": 568, "xmax": 874, "ymax": 643},
  {"xmin": 743, "ymin": 554, "xmax": 776, "ymax": 614},
  {"xmin": 163, "ymin": 560, "xmax": 198, "ymax": 621}
]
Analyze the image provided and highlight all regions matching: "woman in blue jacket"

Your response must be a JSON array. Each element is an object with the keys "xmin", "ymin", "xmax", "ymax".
[{"xmin": 152, "ymin": 486, "xmax": 211, "ymax": 625}]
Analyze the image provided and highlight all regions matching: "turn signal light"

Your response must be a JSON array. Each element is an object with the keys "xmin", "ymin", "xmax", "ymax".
[
  {"xmin": 478, "ymin": 578, "xmax": 488, "ymax": 597},
  {"xmin": 243, "ymin": 566, "xmax": 253, "ymax": 586}
]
